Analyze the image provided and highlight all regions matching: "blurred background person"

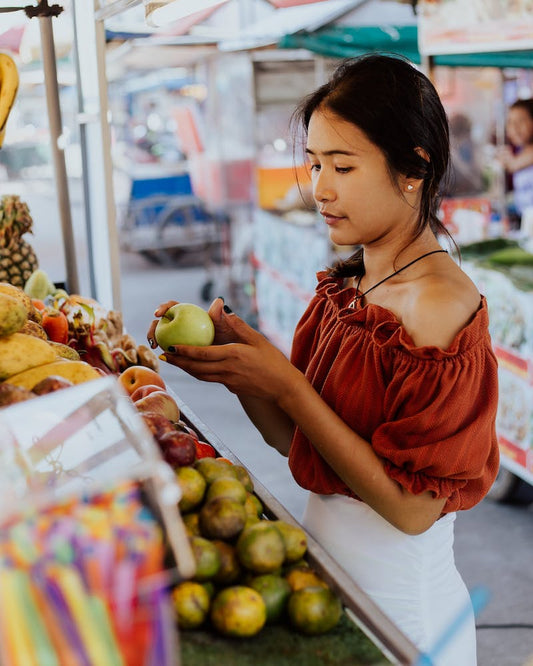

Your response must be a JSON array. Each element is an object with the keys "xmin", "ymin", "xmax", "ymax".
[
  {"xmin": 499, "ymin": 98, "xmax": 533, "ymax": 229},
  {"xmin": 448, "ymin": 112, "xmax": 484, "ymax": 197}
]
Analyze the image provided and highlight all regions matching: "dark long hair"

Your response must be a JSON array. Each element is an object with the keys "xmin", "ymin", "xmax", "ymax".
[{"xmin": 291, "ymin": 53, "xmax": 453, "ymax": 277}]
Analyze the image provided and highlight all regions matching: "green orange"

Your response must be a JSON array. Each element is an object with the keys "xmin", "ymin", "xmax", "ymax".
[
  {"xmin": 189, "ymin": 535, "xmax": 221, "ymax": 581},
  {"xmin": 287, "ymin": 586, "xmax": 342, "ymax": 635},
  {"xmin": 176, "ymin": 465, "xmax": 206, "ymax": 513},
  {"xmin": 249, "ymin": 573, "xmax": 292, "ymax": 624},
  {"xmin": 236, "ymin": 521, "xmax": 286, "ymax": 574},
  {"xmin": 210, "ymin": 586, "xmax": 266, "ymax": 638},
  {"xmin": 172, "ymin": 581, "xmax": 211, "ymax": 630}
]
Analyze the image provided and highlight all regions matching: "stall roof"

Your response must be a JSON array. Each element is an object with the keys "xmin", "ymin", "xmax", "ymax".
[
  {"xmin": 103, "ymin": 0, "xmax": 533, "ymax": 69},
  {"xmin": 278, "ymin": 24, "xmax": 533, "ymax": 68},
  {"xmin": 218, "ymin": 0, "xmax": 365, "ymax": 50}
]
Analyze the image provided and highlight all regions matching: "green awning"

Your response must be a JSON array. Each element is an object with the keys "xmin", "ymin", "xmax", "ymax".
[{"xmin": 278, "ymin": 25, "xmax": 533, "ymax": 68}]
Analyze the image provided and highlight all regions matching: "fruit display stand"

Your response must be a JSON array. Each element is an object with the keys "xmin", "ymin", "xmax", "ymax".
[
  {"xmin": 177, "ymin": 398, "xmax": 421, "ymax": 666},
  {"xmin": 0, "ymin": 374, "xmax": 420, "ymax": 665}
]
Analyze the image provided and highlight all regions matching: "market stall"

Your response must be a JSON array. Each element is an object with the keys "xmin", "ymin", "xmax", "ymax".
[
  {"xmin": 0, "ymin": 4, "xmax": 435, "ymax": 662},
  {"xmin": 6, "ymin": 1, "xmax": 532, "ymax": 662},
  {"xmin": 0, "ymin": 272, "xmax": 421, "ymax": 664}
]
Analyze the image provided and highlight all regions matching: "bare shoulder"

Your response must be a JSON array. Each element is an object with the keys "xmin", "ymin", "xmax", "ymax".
[{"xmin": 402, "ymin": 267, "xmax": 481, "ymax": 350}]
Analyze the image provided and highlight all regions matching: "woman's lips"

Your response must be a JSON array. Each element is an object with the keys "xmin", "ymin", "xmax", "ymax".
[{"xmin": 322, "ymin": 213, "xmax": 344, "ymax": 225}]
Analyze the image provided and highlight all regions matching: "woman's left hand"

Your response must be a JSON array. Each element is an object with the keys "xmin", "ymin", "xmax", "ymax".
[{"xmin": 160, "ymin": 308, "xmax": 299, "ymax": 403}]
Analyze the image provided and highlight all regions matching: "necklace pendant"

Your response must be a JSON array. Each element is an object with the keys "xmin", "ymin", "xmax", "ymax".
[{"xmin": 349, "ymin": 274, "xmax": 364, "ymax": 308}]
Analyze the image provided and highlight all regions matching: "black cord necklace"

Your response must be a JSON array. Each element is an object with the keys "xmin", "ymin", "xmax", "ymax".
[{"xmin": 350, "ymin": 249, "xmax": 448, "ymax": 307}]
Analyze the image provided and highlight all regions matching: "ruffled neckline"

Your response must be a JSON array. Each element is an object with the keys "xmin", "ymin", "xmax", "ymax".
[{"xmin": 314, "ymin": 270, "xmax": 489, "ymax": 360}]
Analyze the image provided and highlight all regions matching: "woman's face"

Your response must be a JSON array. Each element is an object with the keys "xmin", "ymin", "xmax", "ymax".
[
  {"xmin": 306, "ymin": 109, "xmax": 416, "ymax": 248},
  {"xmin": 506, "ymin": 106, "xmax": 533, "ymax": 148}
]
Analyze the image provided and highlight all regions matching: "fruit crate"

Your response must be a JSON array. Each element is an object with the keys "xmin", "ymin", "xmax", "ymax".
[{"xmin": 177, "ymin": 399, "xmax": 421, "ymax": 666}]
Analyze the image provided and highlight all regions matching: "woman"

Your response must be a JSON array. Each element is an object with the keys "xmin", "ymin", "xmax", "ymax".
[{"xmin": 148, "ymin": 54, "xmax": 499, "ymax": 665}]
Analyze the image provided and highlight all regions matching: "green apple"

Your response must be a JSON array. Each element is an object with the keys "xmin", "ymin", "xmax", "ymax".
[{"xmin": 155, "ymin": 302, "xmax": 215, "ymax": 350}]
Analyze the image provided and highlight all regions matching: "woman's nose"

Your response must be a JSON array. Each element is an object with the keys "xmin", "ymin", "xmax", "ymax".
[{"xmin": 313, "ymin": 174, "xmax": 335, "ymax": 202}]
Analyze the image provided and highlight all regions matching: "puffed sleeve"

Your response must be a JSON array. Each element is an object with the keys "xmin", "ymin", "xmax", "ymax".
[{"xmin": 372, "ymin": 324, "xmax": 500, "ymax": 513}]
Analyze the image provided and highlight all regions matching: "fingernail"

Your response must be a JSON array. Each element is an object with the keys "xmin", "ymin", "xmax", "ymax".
[
  {"xmin": 217, "ymin": 295, "xmax": 225, "ymax": 303},
  {"xmin": 158, "ymin": 354, "xmax": 167, "ymax": 362},
  {"xmin": 223, "ymin": 304, "xmax": 233, "ymax": 314},
  {"xmin": 167, "ymin": 346, "xmax": 176, "ymax": 353}
]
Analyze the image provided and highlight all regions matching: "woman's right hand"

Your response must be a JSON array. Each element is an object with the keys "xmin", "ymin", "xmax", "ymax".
[{"xmin": 159, "ymin": 308, "xmax": 299, "ymax": 403}]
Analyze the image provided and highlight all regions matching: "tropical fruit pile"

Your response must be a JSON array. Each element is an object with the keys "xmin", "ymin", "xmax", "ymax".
[
  {"xmin": 172, "ymin": 455, "xmax": 343, "ymax": 640},
  {"xmin": 0, "ymin": 280, "xmax": 103, "ymax": 404},
  {"xmin": 0, "ymin": 268, "xmax": 166, "ymax": 410},
  {"xmin": 24, "ymin": 268, "xmax": 159, "ymax": 375}
]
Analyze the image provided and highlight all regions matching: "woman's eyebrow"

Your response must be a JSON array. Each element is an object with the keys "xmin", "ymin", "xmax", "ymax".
[{"xmin": 305, "ymin": 148, "xmax": 357, "ymax": 156}]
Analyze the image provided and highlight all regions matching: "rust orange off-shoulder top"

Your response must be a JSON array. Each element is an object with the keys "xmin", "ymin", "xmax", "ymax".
[{"xmin": 288, "ymin": 271, "xmax": 500, "ymax": 514}]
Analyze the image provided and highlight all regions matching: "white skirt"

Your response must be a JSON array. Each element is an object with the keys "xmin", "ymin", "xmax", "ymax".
[{"xmin": 303, "ymin": 493, "xmax": 477, "ymax": 666}]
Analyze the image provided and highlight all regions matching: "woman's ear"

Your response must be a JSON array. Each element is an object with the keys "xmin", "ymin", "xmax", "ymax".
[{"xmin": 402, "ymin": 146, "xmax": 430, "ymax": 194}]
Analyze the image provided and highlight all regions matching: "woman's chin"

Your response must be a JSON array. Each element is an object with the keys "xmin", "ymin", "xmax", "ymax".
[{"xmin": 328, "ymin": 230, "xmax": 360, "ymax": 248}]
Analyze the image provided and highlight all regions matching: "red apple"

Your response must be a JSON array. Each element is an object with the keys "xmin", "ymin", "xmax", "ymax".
[
  {"xmin": 176, "ymin": 420, "xmax": 199, "ymax": 441},
  {"xmin": 134, "ymin": 390, "xmax": 180, "ymax": 423},
  {"xmin": 158, "ymin": 431, "xmax": 197, "ymax": 467},
  {"xmin": 131, "ymin": 384, "xmax": 169, "ymax": 402},
  {"xmin": 195, "ymin": 440, "xmax": 216, "ymax": 459},
  {"xmin": 118, "ymin": 365, "xmax": 166, "ymax": 396},
  {"xmin": 141, "ymin": 411, "xmax": 176, "ymax": 443}
]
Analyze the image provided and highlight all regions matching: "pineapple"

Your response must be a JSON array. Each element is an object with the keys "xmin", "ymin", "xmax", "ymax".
[{"xmin": 0, "ymin": 194, "xmax": 38, "ymax": 288}]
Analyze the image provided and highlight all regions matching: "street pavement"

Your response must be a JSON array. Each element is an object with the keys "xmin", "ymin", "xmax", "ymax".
[{"xmin": 119, "ymin": 251, "xmax": 533, "ymax": 666}]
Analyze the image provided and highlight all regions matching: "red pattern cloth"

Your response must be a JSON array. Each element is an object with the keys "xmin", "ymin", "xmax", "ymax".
[{"xmin": 288, "ymin": 271, "xmax": 500, "ymax": 514}]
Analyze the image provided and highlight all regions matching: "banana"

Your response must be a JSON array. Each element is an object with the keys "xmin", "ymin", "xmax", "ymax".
[{"xmin": 0, "ymin": 53, "xmax": 19, "ymax": 149}]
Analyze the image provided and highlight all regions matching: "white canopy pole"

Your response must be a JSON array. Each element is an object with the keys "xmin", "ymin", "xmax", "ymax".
[
  {"xmin": 39, "ymin": 15, "xmax": 80, "ymax": 294},
  {"xmin": 71, "ymin": 0, "xmax": 122, "ymax": 310}
]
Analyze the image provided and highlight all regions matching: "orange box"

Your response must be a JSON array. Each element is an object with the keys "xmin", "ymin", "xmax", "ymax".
[{"xmin": 256, "ymin": 165, "xmax": 310, "ymax": 210}]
